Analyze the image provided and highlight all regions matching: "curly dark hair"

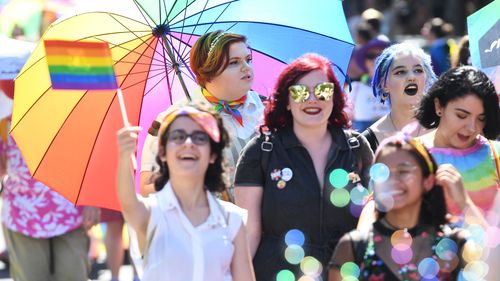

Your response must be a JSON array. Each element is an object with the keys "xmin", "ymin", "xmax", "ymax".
[
  {"xmin": 264, "ymin": 53, "xmax": 350, "ymax": 130},
  {"xmin": 154, "ymin": 100, "xmax": 230, "ymax": 193},
  {"xmin": 374, "ymin": 138, "xmax": 447, "ymax": 229},
  {"xmin": 416, "ymin": 66, "xmax": 500, "ymax": 139}
]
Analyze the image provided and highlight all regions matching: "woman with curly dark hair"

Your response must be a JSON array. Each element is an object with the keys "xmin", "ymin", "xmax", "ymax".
[
  {"xmin": 416, "ymin": 66, "xmax": 500, "ymax": 219},
  {"xmin": 234, "ymin": 53, "xmax": 374, "ymax": 280},
  {"xmin": 117, "ymin": 101, "xmax": 255, "ymax": 281}
]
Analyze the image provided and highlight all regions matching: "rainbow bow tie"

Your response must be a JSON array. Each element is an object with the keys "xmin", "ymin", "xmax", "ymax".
[{"xmin": 202, "ymin": 89, "xmax": 246, "ymax": 126}]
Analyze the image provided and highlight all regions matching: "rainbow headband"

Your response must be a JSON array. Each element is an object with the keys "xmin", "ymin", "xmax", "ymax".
[
  {"xmin": 408, "ymin": 139, "xmax": 435, "ymax": 174},
  {"xmin": 376, "ymin": 133, "xmax": 435, "ymax": 174},
  {"xmin": 159, "ymin": 106, "xmax": 220, "ymax": 143}
]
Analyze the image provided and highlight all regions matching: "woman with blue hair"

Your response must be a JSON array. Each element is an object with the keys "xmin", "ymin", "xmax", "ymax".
[{"xmin": 362, "ymin": 43, "xmax": 437, "ymax": 152}]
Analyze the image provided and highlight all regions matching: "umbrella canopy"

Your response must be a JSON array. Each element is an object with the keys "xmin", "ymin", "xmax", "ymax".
[
  {"xmin": 467, "ymin": 0, "xmax": 500, "ymax": 92},
  {"xmin": 11, "ymin": 0, "xmax": 354, "ymax": 210}
]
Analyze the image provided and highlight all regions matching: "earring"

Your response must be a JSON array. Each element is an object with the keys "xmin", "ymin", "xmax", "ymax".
[{"xmin": 436, "ymin": 111, "xmax": 442, "ymax": 116}]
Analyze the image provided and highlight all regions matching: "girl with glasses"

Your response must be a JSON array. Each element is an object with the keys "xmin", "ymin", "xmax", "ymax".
[
  {"xmin": 329, "ymin": 135, "xmax": 470, "ymax": 281},
  {"xmin": 116, "ymin": 101, "xmax": 255, "ymax": 281},
  {"xmin": 362, "ymin": 43, "xmax": 437, "ymax": 152},
  {"xmin": 234, "ymin": 53, "xmax": 373, "ymax": 280}
]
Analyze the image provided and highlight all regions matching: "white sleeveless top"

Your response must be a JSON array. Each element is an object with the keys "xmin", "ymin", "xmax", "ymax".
[{"xmin": 141, "ymin": 182, "xmax": 247, "ymax": 281}]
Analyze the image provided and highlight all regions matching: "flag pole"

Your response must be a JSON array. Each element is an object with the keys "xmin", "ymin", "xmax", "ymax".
[{"xmin": 116, "ymin": 88, "xmax": 137, "ymax": 170}]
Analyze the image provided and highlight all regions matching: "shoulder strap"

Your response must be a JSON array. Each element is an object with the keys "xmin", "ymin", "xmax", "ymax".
[
  {"xmin": 488, "ymin": 140, "xmax": 500, "ymax": 180},
  {"xmin": 260, "ymin": 129, "xmax": 274, "ymax": 176},
  {"xmin": 362, "ymin": 127, "xmax": 378, "ymax": 152},
  {"xmin": 345, "ymin": 130, "xmax": 363, "ymax": 173}
]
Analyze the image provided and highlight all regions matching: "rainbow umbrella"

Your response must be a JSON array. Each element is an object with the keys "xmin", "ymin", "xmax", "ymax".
[
  {"xmin": 467, "ymin": 0, "xmax": 500, "ymax": 92},
  {"xmin": 11, "ymin": 0, "xmax": 354, "ymax": 210}
]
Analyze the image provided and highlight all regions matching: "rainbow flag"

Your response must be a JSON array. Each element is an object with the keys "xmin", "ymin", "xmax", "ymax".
[{"xmin": 44, "ymin": 40, "xmax": 118, "ymax": 90}]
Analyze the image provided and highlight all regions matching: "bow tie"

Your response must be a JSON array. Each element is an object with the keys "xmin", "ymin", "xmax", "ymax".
[{"xmin": 202, "ymin": 89, "xmax": 246, "ymax": 126}]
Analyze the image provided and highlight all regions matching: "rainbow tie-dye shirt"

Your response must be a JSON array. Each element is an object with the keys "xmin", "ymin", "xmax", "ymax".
[{"xmin": 422, "ymin": 135, "xmax": 500, "ymax": 215}]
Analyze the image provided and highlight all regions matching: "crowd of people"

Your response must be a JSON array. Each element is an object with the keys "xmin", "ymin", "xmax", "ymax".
[{"xmin": 0, "ymin": 4, "xmax": 499, "ymax": 281}]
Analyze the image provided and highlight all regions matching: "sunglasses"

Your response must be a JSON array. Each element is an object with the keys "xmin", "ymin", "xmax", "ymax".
[
  {"xmin": 288, "ymin": 82, "xmax": 335, "ymax": 103},
  {"xmin": 167, "ymin": 129, "xmax": 210, "ymax": 145}
]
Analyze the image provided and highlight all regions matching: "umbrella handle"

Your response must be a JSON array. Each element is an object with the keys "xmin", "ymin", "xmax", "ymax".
[{"xmin": 116, "ymin": 89, "xmax": 137, "ymax": 170}]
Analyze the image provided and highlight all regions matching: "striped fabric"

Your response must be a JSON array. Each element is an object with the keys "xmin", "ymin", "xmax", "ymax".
[{"xmin": 44, "ymin": 40, "xmax": 118, "ymax": 90}]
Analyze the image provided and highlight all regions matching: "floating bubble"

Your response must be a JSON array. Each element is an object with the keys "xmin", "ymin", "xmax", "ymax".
[
  {"xmin": 300, "ymin": 256, "xmax": 323, "ymax": 277},
  {"xmin": 462, "ymin": 239, "xmax": 483, "ymax": 263},
  {"xmin": 285, "ymin": 229, "xmax": 305, "ymax": 246},
  {"xmin": 330, "ymin": 188, "xmax": 350, "ymax": 207},
  {"xmin": 329, "ymin": 169, "xmax": 349, "ymax": 188},
  {"xmin": 391, "ymin": 247, "xmax": 413, "ymax": 264},
  {"xmin": 466, "ymin": 224, "xmax": 486, "ymax": 245},
  {"xmin": 418, "ymin": 258, "xmax": 440, "ymax": 279},
  {"xmin": 276, "ymin": 269, "xmax": 295, "ymax": 281},
  {"xmin": 435, "ymin": 238, "xmax": 458, "ymax": 261},
  {"xmin": 285, "ymin": 245, "xmax": 305, "ymax": 265},
  {"xmin": 340, "ymin": 262, "xmax": 360, "ymax": 278},
  {"xmin": 350, "ymin": 184, "xmax": 369, "ymax": 205},
  {"xmin": 437, "ymin": 254, "xmax": 459, "ymax": 273},
  {"xmin": 391, "ymin": 230, "xmax": 413, "ymax": 251},
  {"xmin": 463, "ymin": 261, "xmax": 489, "ymax": 280},
  {"xmin": 370, "ymin": 163, "xmax": 390, "ymax": 183},
  {"xmin": 374, "ymin": 192, "xmax": 394, "ymax": 212}
]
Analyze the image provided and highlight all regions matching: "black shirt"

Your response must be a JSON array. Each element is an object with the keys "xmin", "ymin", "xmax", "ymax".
[{"xmin": 235, "ymin": 125, "xmax": 373, "ymax": 280}]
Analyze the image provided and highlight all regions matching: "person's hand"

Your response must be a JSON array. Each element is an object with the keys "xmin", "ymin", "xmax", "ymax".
[
  {"xmin": 82, "ymin": 206, "xmax": 101, "ymax": 230},
  {"xmin": 117, "ymin": 126, "xmax": 141, "ymax": 157},
  {"xmin": 435, "ymin": 164, "xmax": 469, "ymax": 209}
]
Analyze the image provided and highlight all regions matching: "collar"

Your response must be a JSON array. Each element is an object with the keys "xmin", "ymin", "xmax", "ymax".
[
  {"xmin": 280, "ymin": 125, "xmax": 350, "ymax": 150},
  {"xmin": 156, "ymin": 181, "xmax": 227, "ymax": 228}
]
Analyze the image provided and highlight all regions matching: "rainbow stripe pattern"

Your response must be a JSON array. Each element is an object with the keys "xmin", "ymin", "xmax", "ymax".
[{"xmin": 44, "ymin": 40, "xmax": 118, "ymax": 90}]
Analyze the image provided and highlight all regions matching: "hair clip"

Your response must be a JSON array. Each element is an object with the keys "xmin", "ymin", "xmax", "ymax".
[{"xmin": 208, "ymin": 32, "xmax": 227, "ymax": 58}]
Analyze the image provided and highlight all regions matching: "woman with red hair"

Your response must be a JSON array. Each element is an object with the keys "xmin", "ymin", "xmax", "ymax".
[{"xmin": 234, "ymin": 53, "xmax": 374, "ymax": 280}]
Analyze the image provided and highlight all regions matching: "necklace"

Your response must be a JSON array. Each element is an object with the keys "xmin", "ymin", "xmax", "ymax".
[
  {"xmin": 359, "ymin": 222, "xmax": 454, "ymax": 281},
  {"xmin": 388, "ymin": 113, "xmax": 422, "ymax": 136}
]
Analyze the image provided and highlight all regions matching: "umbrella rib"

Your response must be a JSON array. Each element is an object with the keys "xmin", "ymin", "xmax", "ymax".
[
  {"xmin": 174, "ymin": 0, "xmax": 191, "ymax": 54},
  {"xmin": 177, "ymin": 0, "xmax": 211, "ymax": 58},
  {"xmin": 178, "ymin": 21, "xmax": 356, "ymax": 47},
  {"xmin": 8, "ymin": 86, "xmax": 51, "ymax": 134},
  {"xmin": 163, "ymin": 34, "xmax": 196, "ymax": 80},
  {"xmin": 74, "ymin": 30, "xmax": 166, "ymax": 65},
  {"xmin": 177, "ymin": 1, "xmax": 236, "ymax": 58},
  {"xmin": 108, "ymin": 14, "xmax": 173, "ymax": 65},
  {"xmin": 160, "ymin": 40, "xmax": 174, "ymax": 102},
  {"xmin": 120, "ymin": 70, "xmax": 167, "ymax": 91},
  {"xmin": 130, "ymin": 0, "xmax": 157, "ymax": 31},
  {"xmin": 165, "ymin": 0, "xmax": 196, "ymax": 25},
  {"xmin": 132, "ymin": 0, "xmax": 160, "ymax": 26},
  {"xmin": 115, "ymin": 68, "xmax": 166, "ymax": 78}
]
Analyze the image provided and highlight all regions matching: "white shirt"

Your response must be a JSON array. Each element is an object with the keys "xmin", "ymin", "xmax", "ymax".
[
  {"xmin": 140, "ymin": 89, "xmax": 264, "ymax": 173},
  {"xmin": 141, "ymin": 182, "xmax": 246, "ymax": 281}
]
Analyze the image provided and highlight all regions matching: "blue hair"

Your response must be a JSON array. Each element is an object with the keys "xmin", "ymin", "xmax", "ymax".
[{"xmin": 371, "ymin": 43, "xmax": 437, "ymax": 104}]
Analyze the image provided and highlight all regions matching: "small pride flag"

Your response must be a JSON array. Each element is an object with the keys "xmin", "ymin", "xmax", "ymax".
[{"xmin": 44, "ymin": 40, "xmax": 118, "ymax": 90}]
